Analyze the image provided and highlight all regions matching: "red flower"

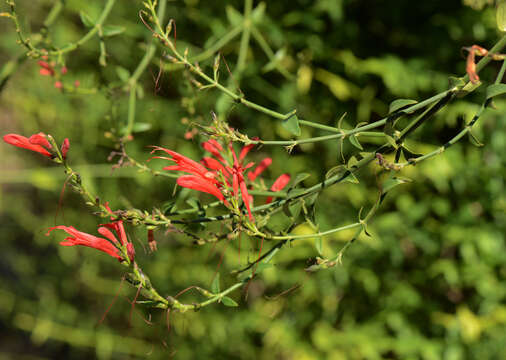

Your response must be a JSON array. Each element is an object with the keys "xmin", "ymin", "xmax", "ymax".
[
  {"xmin": 48, "ymin": 219, "xmax": 135, "ymax": 262},
  {"xmin": 177, "ymin": 175, "xmax": 228, "ymax": 204},
  {"xmin": 153, "ymin": 140, "xmax": 288, "ymax": 221},
  {"xmin": 248, "ymin": 158, "xmax": 272, "ymax": 181},
  {"xmin": 230, "ymin": 144, "xmax": 255, "ymax": 220},
  {"xmin": 61, "ymin": 138, "xmax": 70, "ymax": 159},
  {"xmin": 47, "ymin": 225, "xmax": 122, "ymax": 260},
  {"xmin": 201, "ymin": 139, "xmax": 225, "ymax": 161},
  {"xmin": 38, "ymin": 60, "xmax": 55, "ymax": 77},
  {"xmin": 151, "ymin": 146, "xmax": 226, "ymax": 204},
  {"xmin": 3, "ymin": 133, "xmax": 53, "ymax": 157},
  {"xmin": 266, "ymin": 174, "xmax": 291, "ymax": 203}
]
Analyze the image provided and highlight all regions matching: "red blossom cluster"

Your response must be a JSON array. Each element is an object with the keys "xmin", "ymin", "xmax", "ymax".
[
  {"xmin": 3, "ymin": 132, "xmax": 69, "ymax": 159},
  {"xmin": 38, "ymin": 57, "xmax": 80, "ymax": 90},
  {"xmin": 151, "ymin": 139, "xmax": 290, "ymax": 220}
]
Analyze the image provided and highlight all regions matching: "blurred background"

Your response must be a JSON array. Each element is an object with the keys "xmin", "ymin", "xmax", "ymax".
[{"xmin": 1, "ymin": 0, "xmax": 505, "ymax": 359}]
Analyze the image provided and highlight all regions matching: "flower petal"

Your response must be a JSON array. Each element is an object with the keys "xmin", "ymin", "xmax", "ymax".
[
  {"xmin": 177, "ymin": 175, "xmax": 227, "ymax": 204},
  {"xmin": 266, "ymin": 174, "xmax": 291, "ymax": 203},
  {"xmin": 47, "ymin": 225, "xmax": 122, "ymax": 260},
  {"xmin": 3, "ymin": 133, "xmax": 52, "ymax": 157},
  {"xmin": 248, "ymin": 158, "xmax": 272, "ymax": 181}
]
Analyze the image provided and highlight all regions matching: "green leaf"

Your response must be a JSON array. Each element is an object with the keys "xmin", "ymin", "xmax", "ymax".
[
  {"xmin": 221, "ymin": 296, "xmax": 238, "ymax": 307},
  {"xmin": 251, "ymin": 2, "xmax": 266, "ymax": 24},
  {"xmin": 389, "ymin": 99, "xmax": 417, "ymax": 114},
  {"xmin": 337, "ymin": 112, "xmax": 347, "ymax": 129},
  {"xmin": 102, "ymin": 25, "xmax": 125, "ymax": 37},
  {"xmin": 382, "ymin": 176, "xmax": 412, "ymax": 194},
  {"xmin": 486, "ymin": 83, "xmax": 506, "ymax": 99},
  {"xmin": 290, "ymin": 173, "xmax": 310, "ymax": 188},
  {"xmin": 325, "ymin": 165, "xmax": 358, "ymax": 183},
  {"xmin": 283, "ymin": 200, "xmax": 302, "ymax": 219},
  {"xmin": 79, "ymin": 11, "xmax": 95, "ymax": 27},
  {"xmin": 315, "ymin": 237, "xmax": 323, "ymax": 255},
  {"xmin": 448, "ymin": 76, "xmax": 466, "ymax": 89},
  {"xmin": 131, "ymin": 122, "xmax": 152, "ymax": 133},
  {"xmin": 497, "ymin": 0, "xmax": 506, "ymax": 31},
  {"xmin": 211, "ymin": 274, "xmax": 221, "ymax": 294},
  {"xmin": 282, "ymin": 113, "xmax": 301, "ymax": 136},
  {"xmin": 161, "ymin": 201, "xmax": 177, "ymax": 214},
  {"xmin": 115, "ymin": 66, "xmax": 130, "ymax": 82},
  {"xmin": 326, "ymin": 165, "xmax": 347, "ymax": 179},
  {"xmin": 225, "ymin": 5, "xmax": 243, "ymax": 25},
  {"xmin": 349, "ymin": 135, "xmax": 363, "ymax": 150}
]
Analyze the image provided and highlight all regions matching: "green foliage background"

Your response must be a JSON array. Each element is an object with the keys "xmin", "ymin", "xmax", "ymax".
[{"xmin": 1, "ymin": 0, "xmax": 505, "ymax": 359}]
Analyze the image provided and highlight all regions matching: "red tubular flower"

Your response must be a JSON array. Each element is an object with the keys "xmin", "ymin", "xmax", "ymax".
[
  {"xmin": 47, "ymin": 225, "xmax": 122, "ymax": 260},
  {"xmin": 151, "ymin": 146, "xmax": 218, "ymax": 182},
  {"xmin": 230, "ymin": 144, "xmax": 254, "ymax": 220},
  {"xmin": 202, "ymin": 139, "xmax": 225, "ymax": 161},
  {"xmin": 3, "ymin": 133, "xmax": 53, "ymax": 157},
  {"xmin": 248, "ymin": 158, "xmax": 272, "ymax": 181},
  {"xmin": 177, "ymin": 175, "xmax": 228, "ymax": 204},
  {"xmin": 266, "ymin": 174, "xmax": 291, "ymax": 204},
  {"xmin": 61, "ymin": 138, "xmax": 70, "ymax": 159}
]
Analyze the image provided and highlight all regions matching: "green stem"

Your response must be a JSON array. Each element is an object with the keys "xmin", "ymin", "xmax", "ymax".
[
  {"xmin": 190, "ymin": 25, "xmax": 243, "ymax": 63},
  {"xmin": 268, "ymin": 222, "xmax": 361, "ymax": 240},
  {"xmin": 250, "ymin": 25, "xmax": 293, "ymax": 80},
  {"xmin": 236, "ymin": 0, "xmax": 253, "ymax": 75},
  {"xmin": 47, "ymin": 0, "xmax": 117, "ymax": 56}
]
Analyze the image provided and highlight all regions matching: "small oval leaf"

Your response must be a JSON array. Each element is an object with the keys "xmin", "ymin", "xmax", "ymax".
[
  {"xmin": 389, "ymin": 99, "xmax": 417, "ymax": 114},
  {"xmin": 221, "ymin": 296, "xmax": 238, "ymax": 307}
]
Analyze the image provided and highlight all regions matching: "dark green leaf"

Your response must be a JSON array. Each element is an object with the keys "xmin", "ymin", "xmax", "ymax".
[
  {"xmin": 282, "ymin": 113, "xmax": 301, "ymax": 136},
  {"xmin": 290, "ymin": 173, "xmax": 310, "ymax": 188},
  {"xmin": 161, "ymin": 201, "xmax": 177, "ymax": 214},
  {"xmin": 382, "ymin": 176, "xmax": 412, "ymax": 194},
  {"xmin": 389, "ymin": 99, "xmax": 417, "ymax": 114},
  {"xmin": 486, "ymin": 84, "xmax": 506, "ymax": 99},
  {"xmin": 325, "ymin": 165, "xmax": 358, "ymax": 183}
]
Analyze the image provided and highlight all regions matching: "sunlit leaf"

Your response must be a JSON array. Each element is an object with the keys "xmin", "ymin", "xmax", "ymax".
[{"xmin": 221, "ymin": 296, "xmax": 238, "ymax": 307}]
